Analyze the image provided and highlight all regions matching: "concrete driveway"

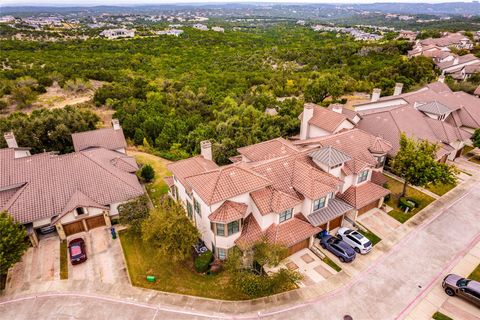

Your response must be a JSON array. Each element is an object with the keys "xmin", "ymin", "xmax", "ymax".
[
  {"xmin": 357, "ymin": 208, "xmax": 402, "ymax": 240},
  {"xmin": 5, "ymin": 235, "xmax": 59, "ymax": 292},
  {"xmin": 68, "ymin": 227, "xmax": 128, "ymax": 284}
]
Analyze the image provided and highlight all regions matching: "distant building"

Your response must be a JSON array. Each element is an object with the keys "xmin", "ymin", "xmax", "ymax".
[
  {"xmin": 100, "ymin": 28, "xmax": 135, "ymax": 39},
  {"xmin": 157, "ymin": 29, "xmax": 184, "ymax": 37},
  {"xmin": 192, "ymin": 24, "xmax": 208, "ymax": 31},
  {"xmin": 397, "ymin": 30, "xmax": 418, "ymax": 42},
  {"xmin": 0, "ymin": 16, "xmax": 15, "ymax": 23},
  {"xmin": 212, "ymin": 26, "xmax": 225, "ymax": 33}
]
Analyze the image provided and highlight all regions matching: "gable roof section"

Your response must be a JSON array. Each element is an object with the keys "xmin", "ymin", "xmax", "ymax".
[
  {"xmin": 72, "ymin": 127, "xmax": 127, "ymax": 152},
  {"xmin": 235, "ymin": 213, "xmax": 264, "ymax": 250},
  {"xmin": 237, "ymin": 138, "xmax": 298, "ymax": 162},
  {"xmin": 309, "ymin": 146, "xmax": 352, "ymax": 167},
  {"xmin": 167, "ymin": 156, "xmax": 219, "ymax": 192},
  {"xmin": 0, "ymin": 147, "xmax": 144, "ymax": 224},
  {"xmin": 265, "ymin": 214, "xmax": 320, "ymax": 247},
  {"xmin": 303, "ymin": 103, "xmax": 350, "ymax": 133},
  {"xmin": 52, "ymin": 190, "xmax": 108, "ymax": 223},
  {"xmin": 292, "ymin": 160, "xmax": 341, "ymax": 199},
  {"xmin": 338, "ymin": 182, "xmax": 390, "ymax": 209},
  {"xmin": 424, "ymin": 117, "xmax": 472, "ymax": 143},
  {"xmin": 185, "ymin": 165, "xmax": 271, "ymax": 205},
  {"xmin": 208, "ymin": 200, "xmax": 248, "ymax": 223},
  {"xmin": 250, "ymin": 186, "xmax": 303, "ymax": 215},
  {"xmin": 417, "ymin": 101, "xmax": 451, "ymax": 116}
]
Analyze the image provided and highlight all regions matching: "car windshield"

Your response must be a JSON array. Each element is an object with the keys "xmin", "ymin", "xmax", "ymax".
[
  {"xmin": 344, "ymin": 230, "xmax": 353, "ymax": 235},
  {"xmin": 70, "ymin": 245, "xmax": 82, "ymax": 258},
  {"xmin": 331, "ymin": 238, "xmax": 341, "ymax": 245},
  {"xmin": 364, "ymin": 241, "xmax": 372, "ymax": 248},
  {"xmin": 351, "ymin": 231, "xmax": 363, "ymax": 240},
  {"xmin": 456, "ymin": 278, "xmax": 470, "ymax": 287}
]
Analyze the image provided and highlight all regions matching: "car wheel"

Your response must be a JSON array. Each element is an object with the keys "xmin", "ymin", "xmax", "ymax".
[
  {"xmin": 445, "ymin": 288, "xmax": 455, "ymax": 296},
  {"xmin": 339, "ymin": 257, "xmax": 345, "ymax": 263},
  {"xmin": 337, "ymin": 235, "xmax": 342, "ymax": 240},
  {"xmin": 321, "ymin": 243, "xmax": 326, "ymax": 249},
  {"xmin": 355, "ymin": 247, "xmax": 361, "ymax": 254}
]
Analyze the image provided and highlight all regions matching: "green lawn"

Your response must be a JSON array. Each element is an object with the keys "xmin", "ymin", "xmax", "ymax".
[
  {"xmin": 322, "ymin": 255, "xmax": 342, "ymax": 272},
  {"xmin": 356, "ymin": 223, "xmax": 382, "ymax": 246},
  {"xmin": 462, "ymin": 145, "xmax": 475, "ymax": 156},
  {"xmin": 432, "ymin": 311, "xmax": 453, "ymax": 320},
  {"xmin": 60, "ymin": 240, "xmax": 68, "ymax": 280},
  {"xmin": 131, "ymin": 150, "xmax": 171, "ymax": 207},
  {"xmin": 384, "ymin": 176, "xmax": 435, "ymax": 224},
  {"xmin": 119, "ymin": 229, "xmax": 247, "ymax": 300},
  {"xmin": 425, "ymin": 181, "xmax": 457, "ymax": 196},
  {"xmin": 468, "ymin": 264, "xmax": 480, "ymax": 281}
]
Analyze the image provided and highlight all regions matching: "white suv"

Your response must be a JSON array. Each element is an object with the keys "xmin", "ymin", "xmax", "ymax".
[{"xmin": 337, "ymin": 227, "xmax": 372, "ymax": 254}]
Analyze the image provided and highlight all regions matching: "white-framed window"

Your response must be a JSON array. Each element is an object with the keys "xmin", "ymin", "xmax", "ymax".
[
  {"xmin": 330, "ymin": 163, "xmax": 342, "ymax": 169},
  {"xmin": 279, "ymin": 208, "xmax": 293, "ymax": 223},
  {"xmin": 327, "ymin": 192, "xmax": 334, "ymax": 199},
  {"xmin": 313, "ymin": 197, "xmax": 326, "ymax": 211},
  {"xmin": 217, "ymin": 248, "xmax": 227, "ymax": 260},
  {"xmin": 186, "ymin": 201, "xmax": 193, "ymax": 219},
  {"xmin": 194, "ymin": 198, "xmax": 201, "ymax": 216},
  {"xmin": 216, "ymin": 223, "xmax": 225, "ymax": 236},
  {"xmin": 357, "ymin": 170, "xmax": 369, "ymax": 183}
]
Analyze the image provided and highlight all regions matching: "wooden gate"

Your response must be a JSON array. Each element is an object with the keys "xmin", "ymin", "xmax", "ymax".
[
  {"xmin": 328, "ymin": 215, "xmax": 344, "ymax": 230},
  {"xmin": 63, "ymin": 221, "xmax": 85, "ymax": 236},
  {"xmin": 86, "ymin": 215, "xmax": 106, "ymax": 230},
  {"xmin": 288, "ymin": 238, "xmax": 310, "ymax": 255}
]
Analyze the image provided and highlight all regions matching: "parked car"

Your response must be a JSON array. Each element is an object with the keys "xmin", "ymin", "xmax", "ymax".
[
  {"xmin": 68, "ymin": 238, "xmax": 87, "ymax": 265},
  {"xmin": 442, "ymin": 274, "xmax": 480, "ymax": 307},
  {"xmin": 38, "ymin": 225, "xmax": 56, "ymax": 235},
  {"xmin": 337, "ymin": 227, "xmax": 372, "ymax": 254},
  {"xmin": 318, "ymin": 235, "xmax": 356, "ymax": 263}
]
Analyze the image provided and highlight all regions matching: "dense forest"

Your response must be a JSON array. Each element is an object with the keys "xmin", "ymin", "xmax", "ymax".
[{"xmin": 0, "ymin": 25, "xmax": 438, "ymax": 163}]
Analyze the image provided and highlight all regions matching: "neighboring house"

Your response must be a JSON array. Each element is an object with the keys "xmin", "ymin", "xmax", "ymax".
[
  {"xmin": 192, "ymin": 24, "xmax": 208, "ymax": 31},
  {"xmin": 435, "ymin": 54, "xmax": 480, "ymax": 80},
  {"xmin": 99, "ymin": 28, "xmax": 135, "ymax": 39},
  {"xmin": 397, "ymin": 30, "xmax": 418, "ymax": 42},
  {"xmin": 0, "ymin": 122, "xmax": 144, "ymax": 246},
  {"xmin": 298, "ymin": 103, "xmax": 356, "ymax": 140},
  {"xmin": 166, "ymin": 129, "xmax": 391, "ymax": 261},
  {"xmin": 353, "ymin": 80, "xmax": 478, "ymax": 161},
  {"xmin": 419, "ymin": 33, "xmax": 473, "ymax": 50},
  {"xmin": 157, "ymin": 29, "xmax": 183, "ymax": 37},
  {"xmin": 72, "ymin": 119, "xmax": 127, "ymax": 154},
  {"xmin": 211, "ymin": 27, "xmax": 225, "ymax": 33}
]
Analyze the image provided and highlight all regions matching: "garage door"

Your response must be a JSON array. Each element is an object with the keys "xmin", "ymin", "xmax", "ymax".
[
  {"xmin": 63, "ymin": 221, "xmax": 85, "ymax": 236},
  {"xmin": 288, "ymin": 238, "xmax": 310, "ymax": 255},
  {"xmin": 357, "ymin": 200, "xmax": 380, "ymax": 216},
  {"xmin": 86, "ymin": 215, "xmax": 106, "ymax": 230},
  {"xmin": 328, "ymin": 215, "xmax": 343, "ymax": 230}
]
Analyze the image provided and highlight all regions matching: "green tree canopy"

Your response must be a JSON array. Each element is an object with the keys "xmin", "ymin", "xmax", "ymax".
[
  {"xmin": 0, "ymin": 211, "xmax": 29, "ymax": 275},
  {"xmin": 304, "ymin": 73, "xmax": 345, "ymax": 103},
  {"xmin": 141, "ymin": 199, "xmax": 200, "ymax": 262},
  {"xmin": 118, "ymin": 195, "xmax": 150, "ymax": 234},
  {"xmin": 472, "ymin": 128, "xmax": 480, "ymax": 148},
  {"xmin": 391, "ymin": 133, "xmax": 458, "ymax": 196},
  {"xmin": 139, "ymin": 164, "xmax": 155, "ymax": 182}
]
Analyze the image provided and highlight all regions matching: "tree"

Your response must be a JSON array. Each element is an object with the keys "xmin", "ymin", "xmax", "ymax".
[
  {"xmin": 10, "ymin": 86, "xmax": 37, "ymax": 109},
  {"xmin": 118, "ymin": 195, "xmax": 150, "ymax": 234},
  {"xmin": 0, "ymin": 211, "xmax": 29, "ymax": 275},
  {"xmin": 253, "ymin": 240, "xmax": 288, "ymax": 275},
  {"xmin": 139, "ymin": 164, "xmax": 155, "ymax": 182},
  {"xmin": 304, "ymin": 74, "xmax": 344, "ymax": 103},
  {"xmin": 141, "ymin": 199, "xmax": 199, "ymax": 262},
  {"xmin": 391, "ymin": 134, "xmax": 458, "ymax": 197},
  {"xmin": 472, "ymin": 129, "xmax": 480, "ymax": 149}
]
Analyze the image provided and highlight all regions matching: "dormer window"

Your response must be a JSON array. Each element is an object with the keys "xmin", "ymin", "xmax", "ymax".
[
  {"xmin": 279, "ymin": 208, "xmax": 293, "ymax": 223},
  {"xmin": 75, "ymin": 207, "xmax": 87, "ymax": 216},
  {"xmin": 313, "ymin": 196, "xmax": 326, "ymax": 211},
  {"xmin": 357, "ymin": 170, "xmax": 369, "ymax": 183}
]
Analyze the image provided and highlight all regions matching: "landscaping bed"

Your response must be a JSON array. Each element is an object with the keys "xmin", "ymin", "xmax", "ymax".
[
  {"xmin": 384, "ymin": 176, "xmax": 435, "ymax": 224},
  {"xmin": 356, "ymin": 224, "xmax": 381, "ymax": 246},
  {"xmin": 468, "ymin": 264, "xmax": 480, "ymax": 281},
  {"xmin": 432, "ymin": 311, "xmax": 453, "ymax": 320},
  {"xmin": 425, "ymin": 181, "xmax": 457, "ymax": 196},
  {"xmin": 60, "ymin": 240, "xmax": 68, "ymax": 280},
  {"xmin": 119, "ymin": 229, "xmax": 247, "ymax": 300}
]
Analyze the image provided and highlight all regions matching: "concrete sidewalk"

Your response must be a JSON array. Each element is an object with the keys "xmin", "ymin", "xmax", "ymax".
[{"xmin": 405, "ymin": 241, "xmax": 480, "ymax": 320}]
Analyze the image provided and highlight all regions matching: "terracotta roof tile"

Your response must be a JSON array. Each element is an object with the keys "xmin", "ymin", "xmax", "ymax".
[
  {"xmin": 235, "ymin": 213, "xmax": 264, "ymax": 250},
  {"xmin": 208, "ymin": 200, "xmax": 248, "ymax": 223},
  {"xmin": 265, "ymin": 214, "xmax": 320, "ymax": 247},
  {"xmin": 167, "ymin": 156, "xmax": 219, "ymax": 192},
  {"xmin": 338, "ymin": 182, "xmax": 390, "ymax": 209},
  {"xmin": 163, "ymin": 176, "xmax": 174, "ymax": 188},
  {"xmin": 371, "ymin": 171, "xmax": 388, "ymax": 186},
  {"xmin": 250, "ymin": 186, "xmax": 303, "ymax": 215},
  {"xmin": 300, "ymin": 103, "xmax": 349, "ymax": 133},
  {"xmin": 72, "ymin": 127, "xmax": 127, "ymax": 152},
  {"xmin": 237, "ymin": 138, "xmax": 298, "ymax": 162}
]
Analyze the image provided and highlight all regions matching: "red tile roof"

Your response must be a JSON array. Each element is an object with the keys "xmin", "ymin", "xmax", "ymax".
[
  {"xmin": 52, "ymin": 190, "xmax": 108, "ymax": 223},
  {"xmin": 300, "ymin": 103, "xmax": 349, "ymax": 133},
  {"xmin": 338, "ymin": 182, "xmax": 390, "ymax": 209},
  {"xmin": 0, "ymin": 147, "xmax": 144, "ymax": 224},
  {"xmin": 72, "ymin": 127, "xmax": 127, "ymax": 152},
  {"xmin": 265, "ymin": 214, "xmax": 320, "ymax": 247},
  {"xmin": 235, "ymin": 213, "xmax": 264, "ymax": 250},
  {"xmin": 237, "ymin": 138, "xmax": 298, "ymax": 162},
  {"xmin": 250, "ymin": 186, "xmax": 303, "ymax": 215},
  {"xmin": 167, "ymin": 156, "xmax": 219, "ymax": 192},
  {"xmin": 163, "ymin": 176, "xmax": 174, "ymax": 188},
  {"xmin": 208, "ymin": 200, "xmax": 247, "ymax": 223},
  {"xmin": 185, "ymin": 165, "xmax": 271, "ymax": 205},
  {"xmin": 371, "ymin": 171, "xmax": 388, "ymax": 186}
]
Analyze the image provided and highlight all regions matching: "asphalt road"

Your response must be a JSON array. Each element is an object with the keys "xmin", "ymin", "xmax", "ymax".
[{"xmin": 1, "ymin": 182, "xmax": 479, "ymax": 320}]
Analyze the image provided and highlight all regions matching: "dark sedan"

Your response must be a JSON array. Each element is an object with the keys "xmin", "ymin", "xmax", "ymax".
[
  {"xmin": 319, "ymin": 235, "xmax": 356, "ymax": 263},
  {"xmin": 68, "ymin": 238, "xmax": 87, "ymax": 265}
]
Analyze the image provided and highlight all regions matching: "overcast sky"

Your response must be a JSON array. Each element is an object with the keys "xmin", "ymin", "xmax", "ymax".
[{"xmin": 1, "ymin": 0, "xmax": 477, "ymax": 6}]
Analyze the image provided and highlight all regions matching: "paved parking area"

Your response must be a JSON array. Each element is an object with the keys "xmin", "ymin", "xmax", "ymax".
[
  {"xmin": 357, "ymin": 208, "xmax": 402, "ymax": 239},
  {"xmin": 5, "ymin": 235, "xmax": 59, "ymax": 292},
  {"xmin": 68, "ymin": 227, "xmax": 129, "ymax": 284}
]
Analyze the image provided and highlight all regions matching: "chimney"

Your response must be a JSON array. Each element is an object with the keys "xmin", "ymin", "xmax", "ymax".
[
  {"xmin": 200, "ymin": 140, "xmax": 212, "ymax": 161},
  {"xmin": 438, "ymin": 75, "xmax": 445, "ymax": 83},
  {"xmin": 4, "ymin": 131, "xmax": 18, "ymax": 148},
  {"xmin": 371, "ymin": 88, "xmax": 381, "ymax": 102},
  {"xmin": 112, "ymin": 119, "xmax": 121, "ymax": 130},
  {"xmin": 330, "ymin": 104, "xmax": 343, "ymax": 114},
  {"xmin": 393, "ymin": 83, "xmax": 403, "ymax": 96},
  {"xmin": 300, "ymin": 103, "xmax": 315, "ymax": 140}
]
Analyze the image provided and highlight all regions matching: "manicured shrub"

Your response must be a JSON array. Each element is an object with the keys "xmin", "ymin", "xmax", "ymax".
[
  {"xmin": 194, "ymin": 251, "xmax": 213, "ymax": 273},
  {"xmin": 398, "ymin": 197, "xmax": 416, "ymax": 211},
  {"xmin": 139, "ymin": 164, "xmax": 155, "ymax": 182}
]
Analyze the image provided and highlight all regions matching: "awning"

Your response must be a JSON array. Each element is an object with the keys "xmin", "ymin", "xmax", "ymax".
[{"xmin": 307, "ymin": 198, "xmax": 353, "ymax": 227}]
